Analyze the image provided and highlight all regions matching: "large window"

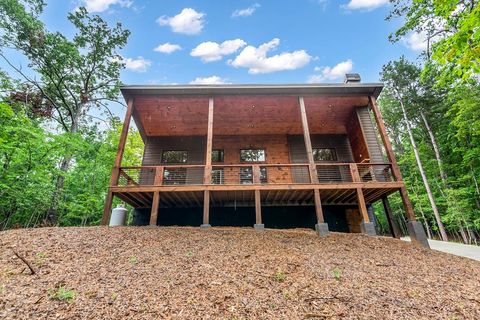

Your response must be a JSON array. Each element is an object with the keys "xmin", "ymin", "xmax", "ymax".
[
  {"xmin": 212, "ymin": 149, "xmax": 224, "ymax": 163},
  {"xmin": 161, "ymin": 150, "xmax": 188, "ymax": 163},
  {"xmin": 240, "ymin": 149, "xmax": 266, "ymax": 162},
  {"xmin": 313, "ymin": 148, "xmax": 337, "ymax": 162}
]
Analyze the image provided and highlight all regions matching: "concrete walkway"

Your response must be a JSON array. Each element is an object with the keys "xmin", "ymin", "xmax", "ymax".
[{"xmin": 402, "ymin": 237, "xmax": 480, "ymax": 261}]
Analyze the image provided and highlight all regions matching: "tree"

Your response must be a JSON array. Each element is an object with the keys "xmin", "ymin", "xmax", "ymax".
[
  {"xmin": 388, "ymin": 0, "xmax": 480, "ymax": 82},
  {"xmin": 380, "ymin": 57, "xmax": 449, "ymax": 241},
  {"xmin": 0, "ymin": 0, "xmax": 130, "ymax": 224}
]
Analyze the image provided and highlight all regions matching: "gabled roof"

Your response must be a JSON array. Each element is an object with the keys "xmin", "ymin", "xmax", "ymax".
[{"xmin": 120, "ymin": 83, "xmax": 383, "ymax": 101}]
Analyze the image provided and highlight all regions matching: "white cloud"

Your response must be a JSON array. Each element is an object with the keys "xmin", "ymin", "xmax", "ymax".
[
  {"xmin": 157, "ymin": 8, "xmax": 205, "ymax": 35},
  {"xmin": 189, "ymin": 76, "xmax": 230, "ymax": 85},
  {"xmin": 228, "ymin": 38, "xmax": 311, "ymax": 74},
  {"xmin": 402, "ymin": 17, "xmax": 446, "ymax": 52},
  {"xmin": 154, "ymin": 42, "xmax": 182, "ymax": 54},
  {"xmin": 191, "ymin": 39, "xmax": 247, "ymax": 62},
  {"xmin": 122, "ymin": 56, "xmax": 151, "ymax": 72},
  {"xmin": 232, "ymin": 3, "xmax": 260, "ymax": 17},
  {"xmin": 402, "ymin": 32, "xmax": 429, "ymax": 52},
  {"xmin": 308, "ymin": 59, "xmax": 353, "ymax": 82},
  {"xmin": 343, "ymin": 0, "xmax": 388, "ymax": 10},
  {"xmin": 81, "ymin": 0, "xmax": 132, "ymax": 13}
]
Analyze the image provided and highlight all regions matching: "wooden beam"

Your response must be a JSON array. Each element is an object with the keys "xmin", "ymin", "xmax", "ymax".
[
  {"xmin": 313, "ymin": 189, "xmax": 325, "ymax": 223},
  {"xmin": 255, "ymin": 189, "xmax": 262, "ymax": 224},
  {"xmin": 110, "ymin": 181, "xmax": 405, "ymax": 193},
  {"xmin": 102, "ymin": 98, "xmax": 134, "ymax": 225},
  {"xmin": 382, "ymin": 196, "xmax": 401, "ymax": 239},
  {"xmin": 369, "ymin": 96, "xmax": 416, "ymax": 221},
  {"xmin": 203, "ymin": 190, "xmax": 210, "ymax": 225},
  {"xmin": 150, "ymin": 191, "xmax": 160, "ymax": 226},
  {"xmin": 356, "ymin": 188, "xmax": 370, "ymax": 222},
  {"xmin": 298, "ymin": 96, "xmax": 319, "ymax": 183},
  {"xmin": 204, "ymin": 98, "xmax": 214, "ymax": 184},
  {"xmin": 101, "ymin": 190, "xmax": 114, "ymax": 225},
  {"xmin": 111, "ymin": 98, "xmax": 134, "ymax": 186}
]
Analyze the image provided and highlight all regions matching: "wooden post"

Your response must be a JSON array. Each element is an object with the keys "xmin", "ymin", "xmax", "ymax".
[
  {"xmin": 255, "ymin": 189, "xmax": 262, "ymax": 225},
  {"xmin": 356, "ymin": 188, "xmax": 369, "ymax": 222},
  {"xmin": 204, "ymin": 98, "xmax": 214, "ymax": 185},
  {"xmin": 101, "ymin": 98, "xmax": 134, "ymax": 225},
  {"xmin": 202, "ymin": 190, "xmax": 210, "ymax": 227},
  {"xmin": 101, "ymin": 190, "xmax": 114, "ymax": 225},
  {"xmin": 382, "ymin": 196, "xmax": 401, "ymax": 238},
  {"xmin": 298, "ymin": 96, "xmax": 319, "ymax": 183},
  {"xmin": 349, "ymin": 163, "xmax": 361, "ymax": 183},
  {"xmin": 253, "ymin": 165, "xmax": 261, "ymax": 184},
  {"xmin": 313, "ymin": 189, "xmax": 324, "ymax": 223},
  {"xmin": 150, "ymin": 191, "xmax": 160, "ymax": 226},
  {"xmin": 154, "ymin": 166, "xmax": 164, "ymax": 186},
  {"xmin": 369, "ymin": 96, "xmax": 416, "ymax": 221}
]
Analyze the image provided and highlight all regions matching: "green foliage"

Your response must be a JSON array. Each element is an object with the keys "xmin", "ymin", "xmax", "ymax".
[
  {"xmin": 331, "ymin": 267, "xmax": 342, "ymax": 280},
  {"xmin": 49, "ymin": 285, "xmax": 76, "ymax": 301},
  {"xmin": 275, "ymin": 270, "xmax": 286, "ymax": 282},
  {"xmin": 0, "ymin": 100, "xmax": 143, "ymax": 228},
  {"xmin": 389, "ymin": 0, "xmax": 480, "ymax": 82}
]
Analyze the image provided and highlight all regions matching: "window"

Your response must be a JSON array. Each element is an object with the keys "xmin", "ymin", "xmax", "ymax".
[
  {"xmin": 161, "ymin": 150, "xmax": 188, "ymax": 163},
  {"xmin": 212, "ymin": 149, "xmax": 224, "ymax": 163},
  {"xmin": 239, "ymin": 167, "xmax": 268, "ymax": 184},
  {"xmin": 211, "ymin": 168, "xmax": 224, "ymax": 185},
  {"xmin": 163, "ymin": 168, "xmax": 187, "ymax": 185},
  {"xmin": 240, "ymin": 149, "xmax": 266, "ymax": 162},
  {"xmin": 313, "ymin": 148, "xmax": 337, "ymax": 162}
]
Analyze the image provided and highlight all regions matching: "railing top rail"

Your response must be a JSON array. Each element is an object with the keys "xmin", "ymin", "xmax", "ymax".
[{"xmin": 119, "ymin": 163, "xmax": 393, "ymax": 170}]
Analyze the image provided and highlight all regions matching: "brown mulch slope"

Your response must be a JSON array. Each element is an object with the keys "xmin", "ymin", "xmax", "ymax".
[{"xmin": 1, "ymin": 227, "xmax": 479, "ymax": 319}]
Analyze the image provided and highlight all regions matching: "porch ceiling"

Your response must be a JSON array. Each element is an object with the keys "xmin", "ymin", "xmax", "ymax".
[{"xmin": 132, "ymin": 95, "xmax": 370, "ymax": 137}]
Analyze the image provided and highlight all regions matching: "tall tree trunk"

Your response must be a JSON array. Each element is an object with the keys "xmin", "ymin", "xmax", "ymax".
[
  {"xmin": 45, "ymin": 109, "xmax": 81, "ymax": 225},
  {"xmin": 398, "ymin": 98, "xmax": 449, "ymax": 241},
  {"xmin": 420, "ymin": 111, "xmax": 447, "ymax": 184}
]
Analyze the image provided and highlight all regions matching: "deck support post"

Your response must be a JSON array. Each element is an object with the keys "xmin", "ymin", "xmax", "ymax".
[
  {"xmin": 101, "ymin": 190, "xmax": 114, "ymax": 226},
  {"xmin": 254, "ymin": 189, "xmax": 264, "ymax": 230},
  {"xmin": 357, "ymin": 188, "xmax": 376, "ymax": 236},
  {"xmin": 313, "ymin": 189, "xmax": 329, "ymax": 237},
  {"xmin": 204, "ymin": 98, "xmax": 214, "ymax": 185},
  {"xmin": 149, "ymin": 191, "xmax": 160, "ymax": 226},
  {"xmin": 298, "ymin": 96, "xmax": 319, "ymax": 183},
  {"xmin": 102, "ymin": 98, "xmax": 134, "ymax": 225},
  {"xmin": 369, "ymin": 96, "xmax": 429, "ymax": 247},
  {"xmin": 382, "ymin": 196, "xmax": 401, "ymax": 239},
  {"xmin": 201, "ymin": 190, "xmax": 211, "ymax": 228}
]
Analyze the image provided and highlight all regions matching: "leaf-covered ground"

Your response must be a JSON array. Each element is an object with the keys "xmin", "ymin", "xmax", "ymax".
[{"xmin": 1, "ymin": 227, "xmax": 479, "ymax": 319}]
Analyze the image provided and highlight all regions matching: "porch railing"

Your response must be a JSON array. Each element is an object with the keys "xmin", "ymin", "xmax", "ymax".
[{"xmin": 115, "ymin": 163, "xmax": 395, "ymax": 187}]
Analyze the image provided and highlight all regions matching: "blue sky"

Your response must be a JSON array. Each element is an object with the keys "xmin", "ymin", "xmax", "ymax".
[{"xmin": 20, "ymin": 0, "xmax": 425, "ymax": 86}]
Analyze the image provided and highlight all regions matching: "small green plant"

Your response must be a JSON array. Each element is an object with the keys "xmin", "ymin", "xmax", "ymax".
[
  {"xmin": 111, "ymin": 292, "xmax": 118, "ymax": 301},
  {"xmin": 36, "ymin": 252, "xmax": 46, "ymax": 266},
  {"xmin": 128, "ymin": 256, "xmax": 137, "ymax": 264},
  {"xmin": 0, "ymin": 284, "xmax": 5, "ymax": 294},
  {"xmin": 332, "ymin": 267, "xmax": 342, "ymax": 280},
  {"xmin": 49, "ymin": 285, "xmax": 76, "ymax": 301},
  {"xmin": 186, "ymin": 251, "xmax": 194, "ymax": 258},
  {"xmin": 283, "ymin": 290, "xmax": 291, "ymax": 300},
  {"xmin": 275, "ymin": 270, "xmax": 286, "ymax": 282}
]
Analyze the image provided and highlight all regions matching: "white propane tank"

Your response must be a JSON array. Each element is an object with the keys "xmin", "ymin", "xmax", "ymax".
[{"xmin": 109, "ymin": 204, "xmax": 128, "ymax": 226}]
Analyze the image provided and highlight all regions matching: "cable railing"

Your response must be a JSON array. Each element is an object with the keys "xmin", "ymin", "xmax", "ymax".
[{"xmin": 115, "ymin": 163, "xmax": 395, "ymax": 187}]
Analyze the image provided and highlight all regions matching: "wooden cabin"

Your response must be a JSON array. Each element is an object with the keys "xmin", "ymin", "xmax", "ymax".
[{"xmin": 102, "ymin": 82, "xmax": 429, "ymax": 247}]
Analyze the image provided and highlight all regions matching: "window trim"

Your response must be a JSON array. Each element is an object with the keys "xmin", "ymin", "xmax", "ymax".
[
  {"xmin": 239, "ymin": 148, "xmax": 266, "ymax": 163},
  {"xmin": 161, "ymin": 150, "xmax": 189, "ymax": 164}
]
